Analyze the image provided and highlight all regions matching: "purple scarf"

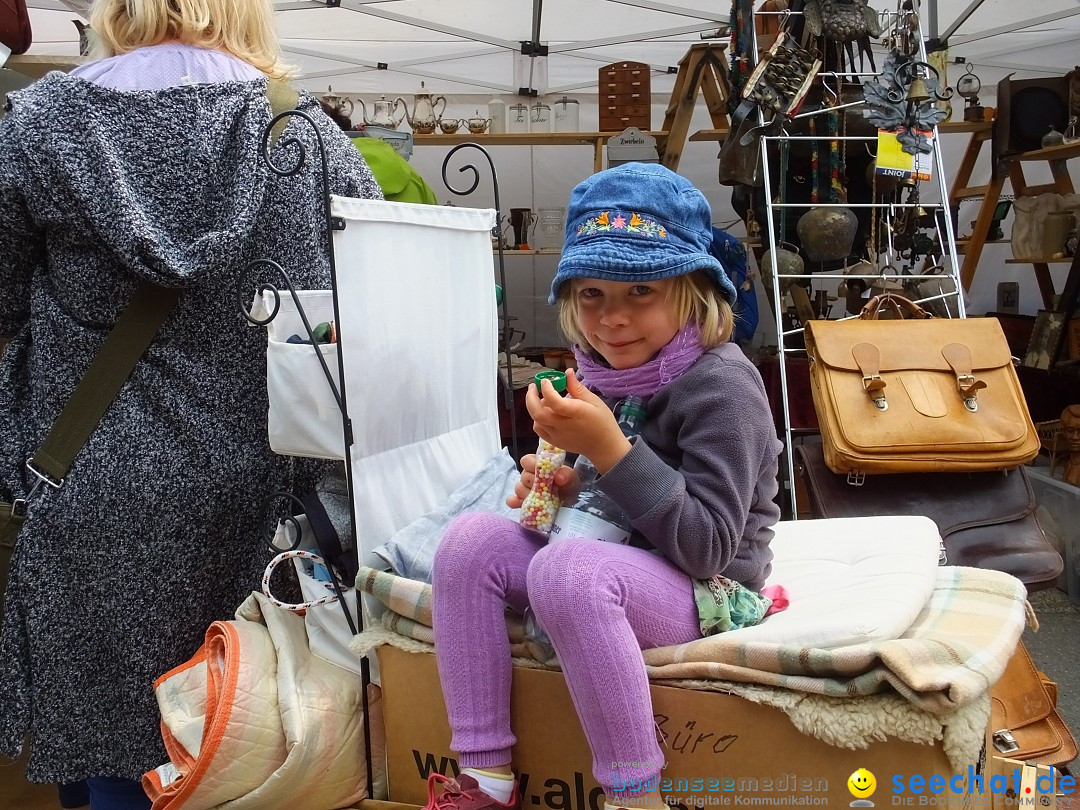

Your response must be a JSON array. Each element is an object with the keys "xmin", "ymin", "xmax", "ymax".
[{"xmin": 572, "ymin": 324, "xmax": 706, "ymax": 398}]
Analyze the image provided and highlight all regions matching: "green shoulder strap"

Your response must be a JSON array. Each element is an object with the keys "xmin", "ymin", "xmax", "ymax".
[
  {"xmin": 29, "ymin": 283, "xmax": 181, "ymax": 487},
  {"xmin": 266, "ymin": 79, "xmax": 301, "ymax": 146}
]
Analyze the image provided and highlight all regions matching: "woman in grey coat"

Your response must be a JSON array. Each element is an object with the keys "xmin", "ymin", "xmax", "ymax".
[{"xmin": 0, "ymin": 0, "xmax": 382, "ymax": 803}]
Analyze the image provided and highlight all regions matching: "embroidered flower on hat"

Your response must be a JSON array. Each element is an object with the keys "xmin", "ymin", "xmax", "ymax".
[{"xmin": 577, "ymin": 211, "xmax": 667, "ymax": 238}]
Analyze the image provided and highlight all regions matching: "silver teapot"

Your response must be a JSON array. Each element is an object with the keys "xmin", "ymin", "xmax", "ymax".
[
  {"xmin": 357, "ymin": 95, "xmax": 406, "ymax": 129},
  {"xmin": 401, "ymin": 81, "xmax": 446, "ymax": 134},
  {"xmin": 466, "ymin": 110, "xmax": 492, "ymax": 134},
  {"xmin": 321, "ymin": 86, "xmax": 354, "ymax": 120}
]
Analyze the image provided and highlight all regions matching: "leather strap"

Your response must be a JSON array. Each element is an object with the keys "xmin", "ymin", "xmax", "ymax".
[
  {"xmin": 860, "ymin": 292, "xmax": 932, "ymax": 321},
  {"xmin": 942, "ymin": 342, "xmax": 987, "ymax": 403},
  {"xmin": 851, "ymin": 342, "xmax": 887, "ymax": 407}
]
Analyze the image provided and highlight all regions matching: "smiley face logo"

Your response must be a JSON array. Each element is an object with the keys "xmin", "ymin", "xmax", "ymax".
[{"xmin": 847, "ymin": 768, "xmax": 877, "ymax": 799}]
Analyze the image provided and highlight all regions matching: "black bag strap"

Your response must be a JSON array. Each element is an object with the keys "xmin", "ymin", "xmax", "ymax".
[{"xmin": 25, "ymin": 79, "xmax": 302, "ymax": 493}]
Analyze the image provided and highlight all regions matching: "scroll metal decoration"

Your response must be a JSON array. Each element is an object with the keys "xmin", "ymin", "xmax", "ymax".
[{"xmin": 862, "ymin": 52, "xmax": 952, "ymax": 154}]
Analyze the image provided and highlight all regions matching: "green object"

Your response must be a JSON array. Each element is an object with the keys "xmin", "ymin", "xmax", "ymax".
[
  {"xmin": 350, "ymin": 137, "xmax": 438, "ymax": 204},
  {"xmin": 534, "ymin": 370, "xmax": 567, "ymax": 394},
  {"xmin": 495, "ymin": 285, "xmax": 504, "ymax": 306}
]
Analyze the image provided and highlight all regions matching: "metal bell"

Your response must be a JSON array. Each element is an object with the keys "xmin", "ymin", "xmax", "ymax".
[
  {"xmin": 906, "ymin": 76, "xmax": 931, "ymax": 104},
  {"xmin": 797, "ymin": 207, "xmax": 859, "ymax": 263}
]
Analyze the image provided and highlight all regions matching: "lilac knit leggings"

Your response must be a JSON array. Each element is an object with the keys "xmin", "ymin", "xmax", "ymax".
[{"xmin": 432, "ymin": 511, "xmax": 702, "ymax": 797}]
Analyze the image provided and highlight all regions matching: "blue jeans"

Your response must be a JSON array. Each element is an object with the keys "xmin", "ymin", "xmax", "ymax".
[{"xmin": 79, "ymin": 776, "xmax": 151, "ymax": 810}]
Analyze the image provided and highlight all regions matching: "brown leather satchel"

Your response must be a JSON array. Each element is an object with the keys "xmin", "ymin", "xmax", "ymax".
[
  {"xmin": 803, "ymin": 294, "xmax": 1040, "ymax": 477},
  {"xmin": 0, "ymin": 0, "xmax": 31, "ymax": 55},
  {"xmin": 796, "ymin": 442, "xmax": 1063, "ymax": 590},
  {"xmin": 991, "ymin": 641, "xmax": 1077, "ymax": 767}
]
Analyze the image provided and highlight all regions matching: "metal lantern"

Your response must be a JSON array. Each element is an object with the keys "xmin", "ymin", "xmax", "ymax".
[
  {"xmin": 956, "ymin": 64, "xmax": 982, "ymax": 102},
  {"xmin": 956, "ymin": 64, "xmax": 984, "ymax": 122}
]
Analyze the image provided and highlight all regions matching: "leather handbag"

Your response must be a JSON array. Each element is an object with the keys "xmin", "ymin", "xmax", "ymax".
[
  {"xmin": 796, "ymin": 442, "xmax": 1064, "ymax": 590},
  {"xmin": 803, "ymin": 294, "xmax": 1040, "ymax": 477},
  {"xmin": 991, "ymin": 641, "xmax": 1077, "ymax": 767},
  {"xmin": 0, "ymin": 0, "xmax": 32, "ymax": 55}
]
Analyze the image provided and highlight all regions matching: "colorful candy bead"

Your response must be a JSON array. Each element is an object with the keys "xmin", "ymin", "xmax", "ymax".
[{"xmin": 520, "ymin": 439, "xmax": 566, "ymax": 534}]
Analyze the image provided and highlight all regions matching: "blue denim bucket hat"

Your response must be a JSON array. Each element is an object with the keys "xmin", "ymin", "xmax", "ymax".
[{"xmin": 549, "ymin": 163, "xmax": 737, "ymax": 305}]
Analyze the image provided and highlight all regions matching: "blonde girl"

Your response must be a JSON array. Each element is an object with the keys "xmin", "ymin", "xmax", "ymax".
[{"xmin": 429, "ymin": 164, "xmax": 782, "ymax": 810}]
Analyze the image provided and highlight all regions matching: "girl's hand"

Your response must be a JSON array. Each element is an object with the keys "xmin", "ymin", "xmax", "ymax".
[
  {"xmin": 525, "ymin": 369, "xmax": 632, "ymax": 474},
  {"xmin": 506, "ymin": 453, "xmax": 577, "ymax": 508}
]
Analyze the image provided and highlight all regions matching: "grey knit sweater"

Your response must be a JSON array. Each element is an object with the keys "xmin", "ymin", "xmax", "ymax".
[
  {"xmin": 597, "ymin": 344, "xmax": 783, "ymax": 590},
  {"xmin": 0, "ymin": 73, "xmax": 382, "ymax": 782}
]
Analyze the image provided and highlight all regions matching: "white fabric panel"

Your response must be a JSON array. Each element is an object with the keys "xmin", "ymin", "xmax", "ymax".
[
  {"xmin": 735, "ymin": 515, "xmax": 942, "ymax": 649},
  {"xmin": 331, "ymin": 197, "xmax": 500, "ymax": 567}
]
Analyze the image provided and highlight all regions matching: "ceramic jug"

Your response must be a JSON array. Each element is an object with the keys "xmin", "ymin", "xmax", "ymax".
[
  {"xmin": 553, "ymin": 96, "xmax": 580, "ymax": 132},
  {"xmin": 508, "ymin": 102, "xmax": 530, "ymax": 133},
  {"xmin": 401, "ymin": 81, "xmax": 446, "ymax": 134},
  {"xmin": 321, "ymin": 86, "xmax": 354, "ymax": 120},
  {"xmin": 529, "ymin": 100, "xmax": 552, "ymax": 133},
  {"xmin": 358, "ymin": 96, "xmax": 406, "ymax": 128}
]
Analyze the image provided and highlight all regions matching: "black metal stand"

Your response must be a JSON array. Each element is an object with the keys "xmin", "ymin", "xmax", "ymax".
[
  {"xmin": 242, "ymin": 107, "xmax": 372, "ymax": 801},
  {"xmin": 441, "ymin": 142, "xmax": 521, "ymax": 459}
]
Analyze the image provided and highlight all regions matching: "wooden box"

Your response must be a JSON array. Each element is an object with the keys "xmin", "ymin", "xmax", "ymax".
[{"xmin": 598, "ymin": 61, "xmax": 651, "ymax": 132}]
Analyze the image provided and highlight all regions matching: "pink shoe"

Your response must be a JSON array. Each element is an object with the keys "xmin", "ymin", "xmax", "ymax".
[{"xmin": 422, "ymin": 773, "xmax": 521, "ymax": 810}]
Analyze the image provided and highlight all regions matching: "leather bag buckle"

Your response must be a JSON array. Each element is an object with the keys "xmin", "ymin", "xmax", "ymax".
[{"xmin": 992, "ymin": 729, "xmax": 1020, "ymax": 755}]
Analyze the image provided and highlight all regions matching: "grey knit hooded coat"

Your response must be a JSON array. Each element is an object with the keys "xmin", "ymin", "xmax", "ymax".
[{"xmin": 0, "ymin": 72, "xmax": 382, "ymax": 782}]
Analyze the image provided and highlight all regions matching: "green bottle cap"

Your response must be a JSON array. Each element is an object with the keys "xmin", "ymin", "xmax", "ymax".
[
  {"xmin": 618, "ymin": 396, "xmax": 647, "ymax": 422},
  {"xmin": 534, "ymin": 370, "xmax": 567, "ymax": 394}
]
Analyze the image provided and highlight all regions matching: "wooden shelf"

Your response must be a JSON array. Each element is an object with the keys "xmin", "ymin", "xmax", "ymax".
[
  {"xmin": 6, "ymin": 53, "xmax": 87, "ymax": 78},
  {"xmin": 689, "ymin": 128, "xmax": 731, "ymax": 142},
  {"xmin": 938, "ymin": 121, "xmax": 993, "ymax": 134},
  {"xmin": 1014, "ymin": 141, "xmax": 1080, "ymax": 163},
  {"xmin": 413, "ymin": 131, "xmax": 669, "ymax": 146},
  {"xmin": 1006, "ymin": 257, "xmax": 1074, "ymax": 264}
]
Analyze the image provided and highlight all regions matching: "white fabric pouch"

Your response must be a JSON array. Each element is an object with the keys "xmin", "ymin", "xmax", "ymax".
[{"xmin": 252, "ymin": 289, "xmax": 346, "ymax": 460}]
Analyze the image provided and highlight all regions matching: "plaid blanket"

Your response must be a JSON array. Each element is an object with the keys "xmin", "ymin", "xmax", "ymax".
[{"xmin": 355, "ymin": 564, "xmax": 1029, "ymax": 715}]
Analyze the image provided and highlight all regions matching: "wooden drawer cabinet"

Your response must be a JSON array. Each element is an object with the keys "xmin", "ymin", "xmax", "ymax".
[{"xmin": 598, "ymin": 60, "xmax": 651, "ymax": 131}]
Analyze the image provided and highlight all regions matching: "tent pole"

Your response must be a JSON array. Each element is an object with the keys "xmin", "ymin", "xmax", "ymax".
[
  {"xmin": 531, "ymin": 0, "xmax": 543, "ymax": 51},
  {"xmin": 937, "ymin": 0, "xmax": 989, "ymax": 45}
]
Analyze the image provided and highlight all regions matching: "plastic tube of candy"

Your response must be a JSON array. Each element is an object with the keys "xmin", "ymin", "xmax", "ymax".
[{"xmin": 519, "ymin": 371, "xmax": 567, "ymax": 534}]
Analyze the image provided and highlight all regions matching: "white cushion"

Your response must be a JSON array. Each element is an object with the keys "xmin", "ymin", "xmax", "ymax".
[{"xmin": 734, "ymin": 515, "xmax": 941, "ymax": 649}]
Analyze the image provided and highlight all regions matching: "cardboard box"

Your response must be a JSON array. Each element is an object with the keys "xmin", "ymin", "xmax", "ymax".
[{"xmin": 377, "ymin": 645, "xmax": 961, "ymax": 809}]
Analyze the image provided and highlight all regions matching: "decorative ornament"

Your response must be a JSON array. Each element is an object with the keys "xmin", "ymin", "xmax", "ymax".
[
  {"xmin": 863, "ymin": 52, "xmax": 952, "ymax": 154},
  {"xmin": 803, "ymin": 0, "xmax": 883, "ymax": 43}
]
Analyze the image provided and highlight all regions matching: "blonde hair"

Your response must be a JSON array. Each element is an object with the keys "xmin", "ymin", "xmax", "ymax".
[
  {"xmin": 557, "ymin": 270, "xmax": 735, "ymax": 350},
  {"xmin": 89, "ymin": 0, "xmax": 291, "ymax": 79}
]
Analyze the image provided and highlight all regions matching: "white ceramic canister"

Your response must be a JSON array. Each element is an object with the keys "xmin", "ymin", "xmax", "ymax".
[
  {"xmin": 488, "ymin": 97, "xmax": 507, "ymax": 134},
  {"xmin": 553, "ymin": 96, "xmax": 580, "ymax": 132},
  {"xmin": 530, "ymin": 100, "xmax": 552, "ymax": 133},
  {"xmin": 508, "ymin": 102, "xmax": 530, "ymax": 133}
]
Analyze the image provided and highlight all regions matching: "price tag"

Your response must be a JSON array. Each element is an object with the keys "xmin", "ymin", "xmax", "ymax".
[{"xmin": 875, "ymin": 128, "xmax": 934, "ymax": 182}]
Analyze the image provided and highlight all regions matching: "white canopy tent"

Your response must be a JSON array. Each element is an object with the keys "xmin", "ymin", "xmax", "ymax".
[{"xmin": 15, "ymin": 0, "xmax": 1080, "ymax": 336}]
